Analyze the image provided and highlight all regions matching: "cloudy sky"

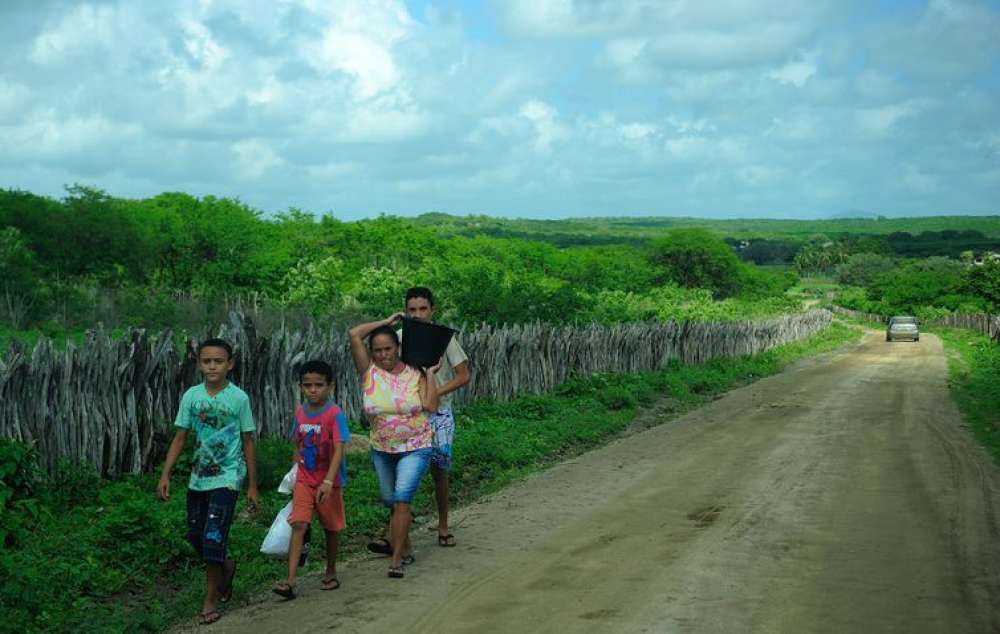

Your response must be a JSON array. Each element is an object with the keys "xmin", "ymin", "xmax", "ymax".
[{"xmin": 1, "ymin": 0, "xmax": 999, "ymax": 220}]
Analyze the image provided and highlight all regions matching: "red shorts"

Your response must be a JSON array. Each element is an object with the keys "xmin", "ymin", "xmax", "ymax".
[{"xmin": 288, "ymin": 480, "xmax": 346, "ymax": 532}]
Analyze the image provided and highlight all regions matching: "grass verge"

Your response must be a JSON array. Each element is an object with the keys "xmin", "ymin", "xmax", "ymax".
[
  {"xmin": 0, "ymin": 320, "xmax": 860, "ymax": 633},
  {"xmin": 933, "ymin": 327, "xmax": 1000, "ymax": 464}
]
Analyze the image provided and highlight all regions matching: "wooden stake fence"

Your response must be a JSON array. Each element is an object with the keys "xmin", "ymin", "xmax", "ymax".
[
  {"xmin": 0, "ymin": 310, "xmax": 833, "ymax": 477},
  {"xmin": 832, "ymin": 306, "xmax": 1000, "ymax": 343}
]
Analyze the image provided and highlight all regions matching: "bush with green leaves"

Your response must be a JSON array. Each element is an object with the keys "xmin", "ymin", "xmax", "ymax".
[
  {"xmin": 963, "ymin": 260, "xmax": 1000, "ymax": 312},
  {"xmin": 836, "ymin": 253, "xmax": 896, "ymax": 287}
]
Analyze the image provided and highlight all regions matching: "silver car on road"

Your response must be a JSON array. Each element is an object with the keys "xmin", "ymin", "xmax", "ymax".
[{"xmin": 886, "ymin": 316, "xmax": 919, "ymax": 342}]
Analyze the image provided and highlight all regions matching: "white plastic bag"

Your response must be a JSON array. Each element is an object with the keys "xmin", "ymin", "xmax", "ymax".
[
  {"xmin": 260, "ymin": 501, "xmax": 293, "ymax": 557},
  {"xmin": 277, "ymin": 464, "xmax": 298, "ymax": 495}
]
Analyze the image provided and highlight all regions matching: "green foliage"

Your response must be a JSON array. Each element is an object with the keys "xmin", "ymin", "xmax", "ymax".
[
  {"xmin": 0, "ymin": 227, "xmax": 44, "ymax": 328},
  {"xmin": 963, "ymin": 261, "xmax": 1000, "ymax": 312},
  {"xmin": 582, "ymin": 285, "xmax": 800, "ymax": 323},
  {"xmin": 595, "ymin": 385, "xmax": 639, "ymax": 410},
  {"xmin": 870, "ymin": 257, "xmax": 974, "ymax": 314},
  {"xmin": 254, "ymin": 436, "xmax": 295, "ymax": 493},
  {"xmin": 887, "ymin": 230, "xmax": 1000, "ymax": 258},
  {"xmin": 836, "ymin": 253, "xmax": 896, "ymax": 287},
  {"xmin": 20, "ymin": 187, "xmax": 990, "ymax": 335},
  {"xmin": 938, "ymin": 328, "xmax": 1000, "ymax": 465},
  {"xmin": 0, "ymin": 439, "xmax": 43, "ymax": 548},
  {"xmin": 280, "ymin": 256, "xmax": 345, "ymax": 314},
  {"xmin": 39, "ymin": 458, "xmax": 103, "ymax": 511},
  {"xmin": 649, "ymin": 229, "xmax": 751, "ymax": 298},
  {"xmin": 794, "ymin": 241, "xmax": 849, "ymax": 275},
  {"xmin": 410, "ymin": 212, "xmax": 1000, "ymax": 243},
  {"xmin": 835, "ymin": 254, "xmax": 1000, "ymax": 318},
  {"xmin": 350, "ymin": 265, "xmax": 420, "ymax": 319},
  {"xmin": 727, "ymin": 237, "xmax": 801, "ymax": 265}
]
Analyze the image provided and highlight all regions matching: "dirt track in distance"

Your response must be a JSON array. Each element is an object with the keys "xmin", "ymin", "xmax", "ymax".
[{"xmin": 186, "ymin": 330, "xmax": 1000, "ymax": 634}]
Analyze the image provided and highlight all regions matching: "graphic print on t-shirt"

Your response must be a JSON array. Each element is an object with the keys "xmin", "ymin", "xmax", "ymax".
[
  {"xmin": 190, "ymin": 399, "xmax": 237, "ymax": 479},
  {"xmin": 300, "ymin": 424, "xmax": 322, "ymax": 472},
  {"xmin": 293, "ymin": 405, "xmax": 350, "ymax": 487}
]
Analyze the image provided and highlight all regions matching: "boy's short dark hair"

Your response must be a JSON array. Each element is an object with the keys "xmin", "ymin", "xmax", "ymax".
[
  {"xmin": 405, "ymin": 286, "xmax": 434, "ymax": 306},
  {"xmin": 198, "ymin": 338, "xmax": 233, "ymax": 359},
  {"xmin": 299, "ymin": 359, "xmax": 334, "ymax": 383}
]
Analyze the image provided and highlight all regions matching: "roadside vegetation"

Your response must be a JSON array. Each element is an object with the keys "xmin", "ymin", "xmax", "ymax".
[
  {"xmin": 0, "ymin": 321, "xmax": 859, "ymax": 633},
  {"xmin": 0, "ymin": 188, "xmax": 802, "ymax": 342},
  {"xmin": 936, "ymin": 328, "xmax": 1000, "ymax": 465}
]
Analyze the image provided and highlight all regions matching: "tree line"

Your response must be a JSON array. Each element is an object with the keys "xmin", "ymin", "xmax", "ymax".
[{"xmin": 0, "ymin": 187, "xmax": 799, "ymax": 337}]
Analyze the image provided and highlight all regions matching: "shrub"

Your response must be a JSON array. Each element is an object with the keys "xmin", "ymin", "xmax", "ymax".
[
  {"xmin": 596, "ymin": 386, "xmax": 638, "ymax": 410},
  {"xmin": 40, "ymin": 457, "xmax": 102, "ymax": 510},
  {"xmin": 0, "ymin": 439, "xmax": 44, "ymax": 548},
  {"xmin": 255, "ymin": 436, "xmax": 295, "ymax": 492}
]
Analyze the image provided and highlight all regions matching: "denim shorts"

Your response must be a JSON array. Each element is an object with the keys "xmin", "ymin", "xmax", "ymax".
[
  {"xmin": 370, "ymin": 447, "xmax": 433, "ymax": 507},
  {"xmin": 186, "ymin": 487, "xmax": 239, "ymax": 564}
]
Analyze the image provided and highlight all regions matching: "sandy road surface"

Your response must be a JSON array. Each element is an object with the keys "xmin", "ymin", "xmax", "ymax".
[{"xmin": 190, "ymin": 331, "xmax": 1000, "ymax": 633}]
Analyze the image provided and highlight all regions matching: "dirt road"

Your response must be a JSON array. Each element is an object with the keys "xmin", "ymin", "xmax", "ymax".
[{"xmin": 197, "ymin": 330, "xmax": 1000, "ymax": 633}]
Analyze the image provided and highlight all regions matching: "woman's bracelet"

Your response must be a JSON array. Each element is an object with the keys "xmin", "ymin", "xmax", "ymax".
[{"xmin": 322, "ymin": 479, "xmax": 333, "ymax": 485}]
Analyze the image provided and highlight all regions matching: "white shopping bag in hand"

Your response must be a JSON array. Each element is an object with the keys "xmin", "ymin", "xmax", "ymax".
[
  {"xmin": 277, "ymin": 464, "xmax": 297, "ymax": 494},
  {"xmin": 260, "ymin": 501, "xmax": 293, "ymax": 557}
]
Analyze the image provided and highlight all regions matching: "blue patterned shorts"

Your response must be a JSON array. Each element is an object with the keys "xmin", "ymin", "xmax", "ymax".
[
  {"xmin": 430, "ymin": 406, "xmax": 455, "ymax": 471},
  {"xmin": 186, "ymin": 487, "xmax": 238, "ymax": 564}
]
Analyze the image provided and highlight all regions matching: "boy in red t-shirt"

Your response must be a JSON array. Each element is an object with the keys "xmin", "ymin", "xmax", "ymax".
[{"xmin": 273, "ymin": 360, "xmax": 350, "ymax": 598}]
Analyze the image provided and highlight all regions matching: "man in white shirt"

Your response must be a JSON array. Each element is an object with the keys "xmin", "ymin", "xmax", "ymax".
[{"xmin": 402, "ymin": 286, "xmax": 469, "ymax": 547}]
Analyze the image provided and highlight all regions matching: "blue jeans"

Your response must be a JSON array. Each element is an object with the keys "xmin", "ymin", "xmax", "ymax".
[{"xmin": 371, "ymin": 447, "xmax": 433, "ymax": 506}]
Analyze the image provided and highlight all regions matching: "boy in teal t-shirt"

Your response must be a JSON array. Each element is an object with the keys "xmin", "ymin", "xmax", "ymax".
[{"xmin": 158, "ymin": 338, "xmax": 259, "ymax": 626}]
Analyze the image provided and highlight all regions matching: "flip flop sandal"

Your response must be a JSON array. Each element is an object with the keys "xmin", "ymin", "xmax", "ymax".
[
  {"xmin": 366, "ymin": 537, "xmax": 392, "ymax": 556},
  {"xmin": 218, "ymin": 561, "xmax": 237, "ymax": 602},
  {"xmin": 321, "ymin": 576, "xmax": 341, "ymax": 591},
  {"xmin": 272, "ymin": 582, "xmax": 296, "ymax": 599},
  {"xmin": 198, "ymin": 610, "xmax": 222, "ymax": 625},
  {"xmin": 401, "ymin": 554, "xmax": 415, "ymax": 565},
  {"xmin": 387, "ymin": 565, "xmax": 405, "ymax": 578},
  {"xmin": 437, "ymin": 533, "xmax": 457, "ymax": 547}
]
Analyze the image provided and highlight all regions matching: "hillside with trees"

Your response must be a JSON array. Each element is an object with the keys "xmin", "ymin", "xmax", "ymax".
[{"xmin": 3, "ymin": 186, "xmax": 999, "ymax": 342}]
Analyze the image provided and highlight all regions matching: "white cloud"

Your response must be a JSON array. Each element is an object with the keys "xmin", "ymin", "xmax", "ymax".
[
  {"xmin": 855, "ymin": 102, "xmax": 920, "ymax": 136},
  {"xmin": 231, "ymin": 140, "xmax": 284, "ymax": 180},
  {"xmin": 764, "ymin": 115, "xmax": 818, "ymax": 142},
  {"xmin": 497, "ymin": 0, "xmax": 681, "ymax": 38},
  {"xmin": 0, "ymin": 110, "xmax": 142, "ymax": 165},
  {"xmin": 768, "ymin": 53, "xmax": 817, "ymax": 87},
  {"xmin": 646, "ymin": 24, "xmax": 809, "ymax": 70},
  {"xmin": 180, "ymin": 18, "xmax": 229, "ymax": 71},
  {"xmin": 1, "ymin": 0, "xmax": 998, "ymax": 218},
  {"xmin": 0, "ymin": 80, "xmax": 32, "ymax": 124},
  {"xmin": 519, "ymin": 100, "xmax": 570, "ymax": 152},
  {"xmin": 29, "ymin": 4, "xmax": 118, "ymax": 65},
  {"xmin": 620, "ymin": 122, "xmax": 657, "ymax": 141},
  {"xmin": 303, "ymin": 1, "xmax": 412, "ymax": 100}
]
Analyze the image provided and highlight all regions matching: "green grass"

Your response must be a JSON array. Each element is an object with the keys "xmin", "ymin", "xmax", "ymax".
[
  {"xmin": 934, "ymin": 328, "xmax": 1000, "ymax": 464},
  {"xmin": 0, "ymin": 320, "xmax": 860, "ymax": 633}
]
